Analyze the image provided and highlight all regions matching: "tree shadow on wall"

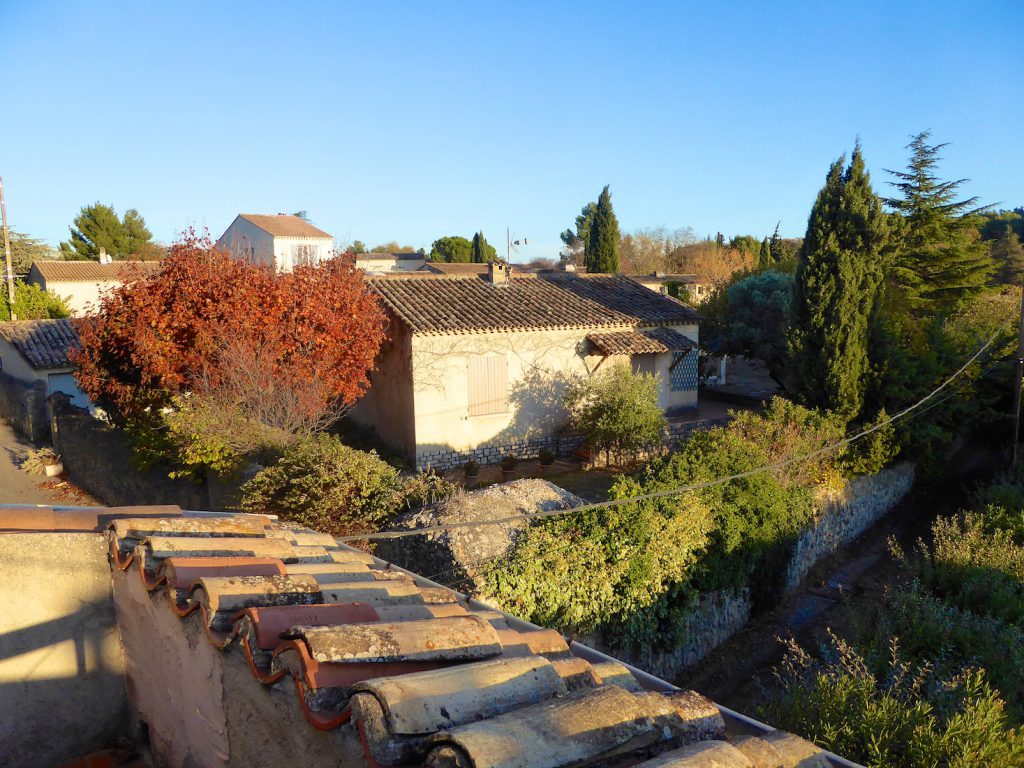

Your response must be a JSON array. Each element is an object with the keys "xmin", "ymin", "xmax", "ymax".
[{"xmin": 493, "ymin": 368, "xmax": 580, "ymax": 446}]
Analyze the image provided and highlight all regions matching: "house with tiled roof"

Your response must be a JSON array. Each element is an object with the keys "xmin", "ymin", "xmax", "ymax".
[
  {"xmin": 216, "ymin": 213, "xmax": 336, "ymax": 273},
  {"xmin": 0, "ymin": 318, "xmax": 90, "ymax": 410},
  {"xmin": 0, "ymin": 503, "xmax": 847, "ymax": 768},
  {"xmin": 28, "ymin": 259, "xmax": 164, "ymax": 316},
  {"xmin": 355, "ymin": 252, "xmax": 428, "ymax": 274},
  {"xmin": 353, "ymin": 265, "xmax": 702, "ymax": 470}
]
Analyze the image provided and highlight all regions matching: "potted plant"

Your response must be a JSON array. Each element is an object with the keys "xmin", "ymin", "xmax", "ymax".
[
  {"xmin": 22, "ymin": 447, "xmax": 63, "ymax": 478},
  {"xmin": 464, "ymin": 459, "xmax": 480, "ymax": 479},
  {"xmin": 500, "ymin": 454, "xmax": 517, "ymax": 479},
  {"xmin": 538, "ymin": 449, "xmax": 555, "ymax": 474}
]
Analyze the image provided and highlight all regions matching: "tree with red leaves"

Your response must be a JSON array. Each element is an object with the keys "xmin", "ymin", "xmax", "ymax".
[{"xmin": 72, "ymin": 231, "xmax": 386, "ymax": 474}]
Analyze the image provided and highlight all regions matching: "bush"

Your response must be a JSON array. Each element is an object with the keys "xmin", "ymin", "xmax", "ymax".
[
  {"xmin": 538, "ymin": 448, "xmax": 555, "ymax": 466},
  {"xmin": 398, "ymin": 470, "xmax": 459, "ymax": 512},
  {"xmin": 565, "ymin": 363, "xmax": 666, "ymax": 465},
  {"xmin": 500, "ymin": 455, "xmax": 517, "ymax": 472},
  {"xmin": 0, "ymin": 280, "xmax": 70, "ymax": 321},
  {"xmin": 762, "ymin": 633, "xmax": 1024, "ymax": 768},
  {"xmin": 239, "ymin": 434, "xmax": 401, "ymax": 536},
  {"xmin": 463, "ymin": 459, "xmax": 480, "ymax": 477}
]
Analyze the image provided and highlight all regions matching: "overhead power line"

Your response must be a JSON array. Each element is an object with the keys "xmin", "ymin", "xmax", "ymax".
[{"xmin": 337, "ymin": 317, "xmax": 1013, "ymax": 544}]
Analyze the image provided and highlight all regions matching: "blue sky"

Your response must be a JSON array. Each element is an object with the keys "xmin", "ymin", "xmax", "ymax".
[{"xmin": 2, "ymin": 1, "xmax": 1021, "ymax": 261}]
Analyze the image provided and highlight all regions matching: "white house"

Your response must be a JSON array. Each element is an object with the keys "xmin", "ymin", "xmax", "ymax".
[
  {"xmin": 216, "ymin": 214, "xmax": 335, "ymax": 272},
  {"xmin": 0, "ymin": 319, "xmax": 90, "ymax": 409},
  {"xmin": 28, "ymin": 259, "xmax": 163, "ymax": 316},
  {"xmin": 354, "ymin": 266, "xmax": 701, "ymax": 470}
]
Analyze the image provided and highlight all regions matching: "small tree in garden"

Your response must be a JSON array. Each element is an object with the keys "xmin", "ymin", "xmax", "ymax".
[
  {"xmin": 565, "ymin": 363, "xmax": 666, "ymax": 465},
  {"xmin": 72, "ymin": 231, "xmax": 386, "ymax": 474}
]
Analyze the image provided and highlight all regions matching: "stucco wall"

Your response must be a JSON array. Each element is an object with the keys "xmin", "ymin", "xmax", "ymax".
[
  {"xmin": 271, "ymin": 235, "xmax": 335, "ymax": 272},
  {"xmin": 0, "ymin": 533, "xmax": 129, "ymax": 768},
  {"xmin": 409, "ymin": 323, "xmax": 698, "ymax": 464},
  {"xmin": 216, "ymin": 218, "xmax": 276, "ymax": 269},
  {"xmin": 0, "ymin": 337, "xmax": 46, "ymax": 383},
  {"xmin": 28, "ymin": 279, "xmax": 109, "ymax": 316},
  {"xmin": 350, "ymin": 310, "xmax": 417, "ymax": 457},
  {"xmin": 0, "ymin": 371, "xmax": 49, "ymax": 441},
  {"xmin": 112, "ymin": 565, "xmax": 362, "ymax": 768}
]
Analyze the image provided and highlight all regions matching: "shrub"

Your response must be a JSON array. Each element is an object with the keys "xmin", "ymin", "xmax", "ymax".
[
  {"xmin": 463, "ymin": 459, "xmax": 480, "ymax": 477},
  {"xmin": 762, "ymin": 633, "xmax": 1024, "ymax": 768},
  {"xmin": 565, "ymin": 363, "xmax": 666, "ymax": 465},
  {"xmin": 398, "ymin": 470, "xmax": 459, "ymax": 512},
  {"xmin": 500, "ymin": 455, "xmax": 517, "ymax": 472},
  {"xmin": 915, "ymin": 513, "xmax": 1024, "ymax": 628},
  {"xmin": 0, "ymin": 280, "xmax": 70, "ymax": 321},
  {"xmin": 239, "ymin": 434, "xmax": 401, "ymax": 536},
  {"xmin": 538, "ymin": 448, "xmax": 555, "ymax": 466}
]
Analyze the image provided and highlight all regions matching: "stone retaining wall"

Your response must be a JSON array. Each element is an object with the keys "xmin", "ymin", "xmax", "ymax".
[{"xmin": 0, "ymin": 372, "xmax": 48, "ymax": 442}]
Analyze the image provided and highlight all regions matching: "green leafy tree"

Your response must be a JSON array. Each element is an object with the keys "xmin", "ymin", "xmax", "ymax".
[
  {"xmin": 471, "ymin": 231, "xmax": 497, "ymax": 263},
  {"xmin": 429, "ymin": 235, "xmax": 473, "ymax": 263},
  {"xmin": 565, "ymin": 363, "xmax": 665, "ymax": 464},
  {"xmin": 587, "ymin": 185, "xmax": 620, "ymax": 273},
  {"xmin": 788, "ymin": 145, "xmax": 890, "ymax": 420},
  {"xmin": 59, "ymin": 203, "xmax": 156, "ymax": 260},
  {"xmin": 350, "ymin": 240, "xmax": 367, "ymax": 254},
  {"xmin": 560, "ymin": 201, "xmax": 597, "ymax": 264},
  {"xmin": 3, "ymin": 229, "xmax": 54, "ymax": 274},
  {"xmin": 719, "ymin": 271, "xmax": 793, "ymax": 385},
  {"xmin": 992, "ymin": 223, "xmax": 1024, "ymax": 285},
  {"xmin": 0, "ymin": 280, "xmax": 70, "ymax": 321},
  {"xmin": 885, "ymin": 132, "xmax": 994, "ymax": 314},
  {"xmin": 371, "ymin": 241, "xmax": 418, "ymax": 253}
]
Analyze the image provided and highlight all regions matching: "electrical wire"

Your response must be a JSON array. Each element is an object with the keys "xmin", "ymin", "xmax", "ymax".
[{"xmin": 337, "ymin": 316, "xmax": 1014, "ymax": 544}]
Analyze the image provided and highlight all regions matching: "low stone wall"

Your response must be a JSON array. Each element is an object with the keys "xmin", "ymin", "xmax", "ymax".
[
  {"xmin": 785, "ymin": 462, "xmax": 915, "ymax": 591},
  {"xmin": 416, "ymin": 416, "xmax": 731, "ymax": 472},
  {"xmin": 49, "ymin": 394, "xmax": 209, "ymax": 509},
  {"xmin": 0, "ymin": 372, "xmax": 48, "ymax": 442},
  {"xmin": 589, "ymin": 462, "xmax": 915, "ymax": 678},
  {"xmin": 589, "ymin": 589, "xmax": 752, "ymax": 682}
]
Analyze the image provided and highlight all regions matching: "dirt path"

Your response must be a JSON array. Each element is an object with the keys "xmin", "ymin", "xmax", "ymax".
[
  {"xmin": 0, "ymin": 419, "xmax": 99, "ymax": 506},
  {"xmin": 675, "ymin": 440, "xmax": 1003, "ymax": 712}
]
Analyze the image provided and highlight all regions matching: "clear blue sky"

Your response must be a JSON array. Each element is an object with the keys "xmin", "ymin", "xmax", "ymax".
[{"xmin": 2, "ymin": 1, "xmax": 1021, "ymax": 261}]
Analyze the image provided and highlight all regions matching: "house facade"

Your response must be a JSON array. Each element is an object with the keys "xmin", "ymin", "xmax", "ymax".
[
  {"xmin": 216, "ymin": 214, "xmax": 335, "ymax": 272},
  {"xmin": 353, "ymin": 265, "xmax": 701, "ymax": 469},
  {"xmin": 27, "ymin": 259, "xmax": 163, "ymax": 316},
  {"xmin": 632, "ymin": 273, "xmax": 714, "ymax": 304},
  {"xmin": 0, "ymin": 318, "xmax": 90, "ymax": 409}
]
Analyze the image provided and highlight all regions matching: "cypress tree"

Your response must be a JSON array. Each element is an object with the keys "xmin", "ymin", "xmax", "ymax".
[
  {"xmin": 787, "ymin": 144, "xmax": 890, "ymax": 419},
  {"xmin": 471, "ymin": 232, "xmax": 485, "ymax": 263},
  {"xmin": 885, "ymin": 131, "xmax": 993, "ymax": 314},
  {"xmin": 587, "ymin": 185, "xmax": 620, "ymax": 273},
  {"xmin": 993, "ymin": 223, "xmax": 1024, "ymax": 286},
  {"xmin": 758, "ymin": 237, "xmax": 772, "ymax": 271}
]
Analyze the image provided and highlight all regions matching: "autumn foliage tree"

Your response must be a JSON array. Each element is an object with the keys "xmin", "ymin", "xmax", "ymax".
[{"xmin": 72, "ymin": 231, "xmax": 386, "ymax": 474}]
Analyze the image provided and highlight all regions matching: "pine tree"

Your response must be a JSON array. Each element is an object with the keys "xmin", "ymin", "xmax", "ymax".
[
  {"xmin": 586, "ymin": 185, "xmax": 620, "ymax": 273},
  {"xmin": 768, "ymin": 222, "xmax": 784, "ymax": 265},
  {"xmin": 59, "ymin": 203, "xmax": 156, "ymax": 260},
  {"xmin": 993, "ymin": 223, "xmax": 1024, "ymax": 285},
  {"xmin": 885, "ymin": 131, "xmax": 993, "ymax": 314},
  {"xmin": 788, "ymin": 145, "xmax": 890, "ymax": 419}
]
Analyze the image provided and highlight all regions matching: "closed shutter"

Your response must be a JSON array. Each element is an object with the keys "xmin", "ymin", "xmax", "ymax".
[
  {"xmin": 468, "ymin": 356, "xmax": 509, "ymax": 416},
  {"xmin": 670, "ymin": 350, "xmax": 699, "ymax": 392}
]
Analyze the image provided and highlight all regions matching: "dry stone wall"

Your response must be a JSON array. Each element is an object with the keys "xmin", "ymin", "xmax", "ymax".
[{"xmin": 0, "ymin": 372, "xmax": 48, "ymax": 442}]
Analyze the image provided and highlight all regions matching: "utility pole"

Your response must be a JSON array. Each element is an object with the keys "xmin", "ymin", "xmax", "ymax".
[
  {"xmin": 0, "ymin": 177, "xmax": 16, "ymax": 321},
  {"xmin": 1013, "ymin": 283, "xmax": 1024, "ymax": 466}
]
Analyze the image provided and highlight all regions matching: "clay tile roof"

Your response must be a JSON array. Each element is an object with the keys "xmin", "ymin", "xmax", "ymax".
[
  {"xmin": 0, "ymin": 318, "xmax": 80, "ymax": 369},
  {"xmin": 238, "ymin": 214, "xmax": 333, "ymax": 239},
  {"xmin": 3, "ymin": 503, "xmax": 836, "ymax": 767},
  {"xmin": 367, "ymin": 273, "xmax": 700, "ymax": 335},
  {"xmin": 422, "ymin": 262, "xmax": 492, "ymax": 275},
  {"xmin": 31, "ymin": 260, "xmax": 163, "ymax": 282}
]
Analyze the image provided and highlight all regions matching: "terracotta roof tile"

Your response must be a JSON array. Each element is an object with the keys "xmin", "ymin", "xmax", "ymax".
[
  {"xmin": 91, "ymin": 506, "xmax": 833, "ymax": 766},
  {"xmin": 367, "ymin": 273, "xmax": 700, "ymax": 335},
  {"xmin": 0, "ymin": 318, "xmax": 80, "ymax": 369},
  {"xmin": 238, "ymin": 213, "xmax": 333, "ymax": 239},
  {"xmin": 31, "ymin": 259, "xmax": 163, "ymax": 283}
]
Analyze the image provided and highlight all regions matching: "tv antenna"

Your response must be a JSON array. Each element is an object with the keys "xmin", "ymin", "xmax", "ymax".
[{"xmin": 506, "ymin": 227, "xmax": 527, "ymax": 262}]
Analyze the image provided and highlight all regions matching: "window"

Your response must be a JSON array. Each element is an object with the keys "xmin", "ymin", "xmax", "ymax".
[
  {"xmin": 292, "ymin": 243, "xmax": 319, "ymax": 266},
  {"xmin": 468, "ymin": 356, "xmax": 509, "ymax": 416}
]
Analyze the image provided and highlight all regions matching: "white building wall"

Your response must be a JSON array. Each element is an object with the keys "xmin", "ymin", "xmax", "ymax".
[
  {"xmin": 272, "ymin": 236, "xmax": 336, "ymax": 273},
  {"xmin": 215, "ymin": 218, "xmax": 276, "ymax": 269}
]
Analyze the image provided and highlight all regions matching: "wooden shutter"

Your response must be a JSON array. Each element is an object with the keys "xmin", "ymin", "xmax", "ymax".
[{"xmin": 468, "ymin": 356, "xmax": 509, "ymax": 416}]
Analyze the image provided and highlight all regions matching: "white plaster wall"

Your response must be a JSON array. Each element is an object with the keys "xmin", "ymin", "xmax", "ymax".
[
  {"xmin": 0, "ymin": 338, "xmax": 46, "ymax": 383},
  {"xmin": 38, "ymin": 280, "xmax": 110, "ymax": 316},
  {"xmin": 355, "ymin": 256, "xmax": 426, "ymax": 274},
  {"xmin": 215, "ymin": 218, "xmax": 276, "ymax": 269},
  {"xmin": 272, "ymin": 236, "xmax": 336, "ymax": 272}
]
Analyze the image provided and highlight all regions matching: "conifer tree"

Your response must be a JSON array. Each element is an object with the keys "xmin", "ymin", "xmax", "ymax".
[
  {"xmin": 758, "ymin": 237, "xmax": 772, "ymax": 271},
  {"xmin": 885, "ymin": 131, "xmax": 993, "ymax": 313},
  {"xmin": 993, "ymin": 223, "xmax": 1024, "ymax": 286},
  {"xmin": 471, "ymin": 231, "xmax": 497, "ymax": 263},
  {"xmin": 788, "ymin": 145, "xmax": 890, "ymax": 419},
  {"xmin": 586, "ymin": 185, "xmax": 620, "ymax": 273}
]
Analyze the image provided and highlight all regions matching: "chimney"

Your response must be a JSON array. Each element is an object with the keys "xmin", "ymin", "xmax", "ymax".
[
  {"xmin": 488, "ymin": 261, "xmax": 509, "ymax": 285},
  {"xmin": 98, "ymin": 247, "xmax": 112, "ymax": 265}
]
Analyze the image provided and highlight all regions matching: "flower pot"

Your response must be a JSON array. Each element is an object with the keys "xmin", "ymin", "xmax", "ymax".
[
  {"xmin": 501, "ymin": 469, "xmax": 515, "ymax": 481},
  {"xmin": 44, "ymin": 462, "xmax": 64, "ymax": 478}
]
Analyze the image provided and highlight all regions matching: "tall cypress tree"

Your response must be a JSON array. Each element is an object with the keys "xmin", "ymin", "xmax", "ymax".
[
  {"xmin": 587, "ymin": 185, "xmax": 620, "ymax": 273},
  {"xmin": 758, "ymin": 237, "xmax": 772, "ymax": 271},
  {"xmin": 885, "ymin": 131, "xmax": 993, "ymax": 314},
  {"xmin": 471, "ymin": 231, "xmax": 497, "ymax": 263},
  {"xmin": 787, "ymin": 145, "xmax": 890, "ymax": 419},
  {"xmin": 993, "ymin": 223, "xmax": 1024, "ymax": 286}
]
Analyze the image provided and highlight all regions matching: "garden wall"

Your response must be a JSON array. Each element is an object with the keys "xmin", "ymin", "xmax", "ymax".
[
  {"xmin": 594, "ymin": 462, "xmax": 915, "ymax": 679},
  {"xmin": 48, "ymin": 394, "xmax": 209, "ymax": 509},
  {"xmin": 0, "ymin": 372, "xmax": 48, "ymax": 442}
]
